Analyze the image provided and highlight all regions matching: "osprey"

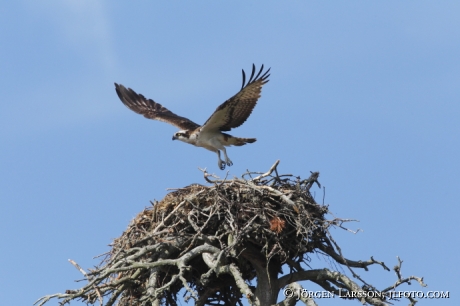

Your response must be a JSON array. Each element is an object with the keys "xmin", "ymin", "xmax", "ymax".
[{"xmin": 115, "ymin": 64, "xmax": 270, "ymax": 170}]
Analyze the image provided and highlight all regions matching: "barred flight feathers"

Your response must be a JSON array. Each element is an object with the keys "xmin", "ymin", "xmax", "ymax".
[
  {"xmin": 114, "ymin": 83, "xmax": 200, "ymax": 131},
  {"xmin": 201, "ymin": 64, "xmax": 270, "ymax": 133}
]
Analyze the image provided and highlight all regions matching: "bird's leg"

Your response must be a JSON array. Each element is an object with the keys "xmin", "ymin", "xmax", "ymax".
[
  {"xmin": 221, "ymin": 147, "xmax": 233, "ymax": 167},
  {"xmin": 216, "ymin": 150, "xmax": 226, "ymax": 170}
]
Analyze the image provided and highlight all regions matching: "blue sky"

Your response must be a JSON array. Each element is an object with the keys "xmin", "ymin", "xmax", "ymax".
[{"xmin": 1, "ymin": 1, "xmax": 458, "ymax": 305}]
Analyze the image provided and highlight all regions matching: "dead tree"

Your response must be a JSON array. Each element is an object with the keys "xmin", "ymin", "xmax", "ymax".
[{"xmin": 36, "ymin": 160, "xmax": 426, "ymax": 306}]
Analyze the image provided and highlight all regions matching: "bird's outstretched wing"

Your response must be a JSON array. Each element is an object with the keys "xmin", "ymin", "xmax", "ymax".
[
  {"xmin": 201, "ymin": 64, "xmax": 270, "ymax": 133},
  {"xmin": 115, "ymin": 83, "xmax": 200, "ymax": 131}
]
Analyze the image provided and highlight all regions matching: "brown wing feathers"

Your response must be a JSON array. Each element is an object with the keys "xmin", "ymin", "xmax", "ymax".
[
  {"xmin": 241, "ymin": 64, "xmax": 270, "ymax": 91},
  {"xmin": 114, "ymin": 83, "xmax": 200, "ymax": 131},
  {"xmin": 203, "ymin": 64, "xmax": 270, "ymax": 132},
  {"xmin": 115, "ymin": 64, "xmax": 269, "ymax": 133}
]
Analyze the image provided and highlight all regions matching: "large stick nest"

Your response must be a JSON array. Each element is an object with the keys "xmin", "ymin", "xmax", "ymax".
[
  {"xmin": 36, "ymin": 161, "xmax": 427, "ymax": 306},
  {"xmin": 97, "ymin": 164, "xmax": 325, "ymax": 305},
  {"xmin": 117, "ymin": 174, "xmax": 324, "ymax": 263}
]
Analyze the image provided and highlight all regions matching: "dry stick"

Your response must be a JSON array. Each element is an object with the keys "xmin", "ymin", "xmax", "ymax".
[
  {"xmin": 179, "ymin": 274, "xmax": 199, "ymax": 301},
  {"xmin": 252, "ymin": 160, "xmax": 280, "ymax": 181},
  {"xmin": 258, "ymin": 185, "xmax": 299, "ymax": 213},
  {"xmin": 151, "ymin": 200, "xmax": 187, "ymax": 233},
  {"xmin": 379, "ymin": 257, "xmax": 426, "ymax": 306},
  {"xmin": 278, "ymin": 268, "xmax": 387, "ymax": 306},
  {"xmin": 141, "ymin": 256, "xmax": 164, "ymax": 303},
  {"xmin": 34, "ymin": 293, "xmax": 62, "ymax": 306},
  {"xmin": 179, "ymin": 198, "xmax": 219, "ymax": 256},
  {"xmin": 87, "ymin": 244, "xmax": 221, "ymax": 304},
  {"xmin": 321, "ymin": 232, "xmax": 425, "ymax": 305},
  {"xmin": 102, "ymin": 206, "xmax": 184, "ymax": 269},
  {"xmin": 47, "ymin": 249, "xmax": 165, "ymax": 304},
  {"xmin": 317, "ymin": 244, "xmax": 390, "ymax": 272},
  {"xmin": 105, "ymin": 283, "xmax": 128, "ymax": 306},
  {"xmin": 300, "ymin": 171, "xmax": 321, "ymax": 191},
  {"xmin": 394, "ymin": 256, "xmax": 403, "ymax": 280},
  {"xmin": 202, "ymin": 250, "xmax": 254, "ymax": 304},
  {"xmin": 68, "ymin": 259, "xmax": 103, "ymax": 306},
  {"xmin": 325, "ymin": 229, "xmax": 376, "ymax": 289},
  {"xmin": 198, "ymin": 167, "xmax": 221, "ymax": 183},
  {"xmin": 381, "ymin": 256, "xmax": 427, "ymax": 292}
]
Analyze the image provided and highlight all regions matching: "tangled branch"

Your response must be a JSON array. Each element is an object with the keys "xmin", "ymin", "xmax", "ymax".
[{"xmin": 36, "ymin": 161, "xmax": 425, "ymax": 306}]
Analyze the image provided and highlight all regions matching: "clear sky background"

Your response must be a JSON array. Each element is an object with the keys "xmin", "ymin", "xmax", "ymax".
[{"xmin": 1, "ymin": 1, "xmax": 458, "ymax": 305}]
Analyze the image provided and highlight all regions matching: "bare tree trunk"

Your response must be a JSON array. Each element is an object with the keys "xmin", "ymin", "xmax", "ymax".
[{"xmin": 243, "ymin": 245, "xmax": 280, "ymax": 305}]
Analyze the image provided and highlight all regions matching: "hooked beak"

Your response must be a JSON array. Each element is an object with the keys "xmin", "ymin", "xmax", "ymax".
[{"xmin": 172, "ymin": 135, "xmax": 177, "ymax": 141}]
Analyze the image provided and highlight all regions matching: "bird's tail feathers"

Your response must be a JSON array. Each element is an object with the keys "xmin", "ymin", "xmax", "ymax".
[{"xmin": 227, "ymin": 136, "xmax": 257, "ymax": 146}]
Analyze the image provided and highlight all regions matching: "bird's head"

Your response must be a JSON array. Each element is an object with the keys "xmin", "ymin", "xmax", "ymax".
[{"xmin": 172, "ymin": 130, "xmax": 192, "ymax": 143}]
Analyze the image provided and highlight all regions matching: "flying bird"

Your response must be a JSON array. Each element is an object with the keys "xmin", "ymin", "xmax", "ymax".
[{"xmin": 115, "ymin": 64, "xmax": 270, "ymax": 170}]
